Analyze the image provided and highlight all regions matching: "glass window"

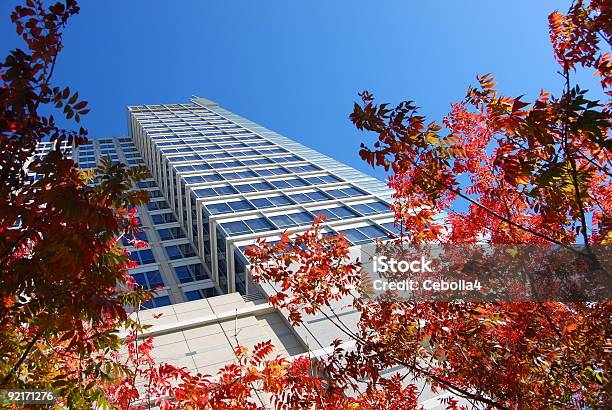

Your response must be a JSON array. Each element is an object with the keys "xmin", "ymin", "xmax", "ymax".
[
  {"xmin": 215, "ymin": 186, "xmax": 238, "ymax": 195},
  {"xmin": 245, "ymin": 217, "xmax": 274, "ymax": 232},
  {"xmin": 151, "ymin": 213, "xmax": 177, "ymax": 224},
  {"xmin": 274, "ymin": 167, "xmax": 291, "ymax": 175},
  {"xmin": 228, "ymin": 200, "xmax": 254, "ymax": 212},
  {"xmin": 269, "ymin": 195, "xmax": 293, "ymax": 206},
  {"xmin": 333, "ymin": 206, "xmax": 359, "ymax": 219},
  {"xmin": 156, "ymin": 228, "xmax": 171, "ymax": 241},
  {"xmin": 304, "ymin": 177, "xmax": 324, "ymax": 185},
  {"xmin": 252, "ymin": 182, "xmax": 274, "ymax": 191},
  {"xmin": 222, "ymin": 221, "xmax": 250, "ymax": 235},
  {"xmin": 220, "ymin": 172, "xmax": 239, "ymax": 180},
  {"xmin": 352, "ymin": 203, "xmax": 377, "ymax": 215},
  {"xmin": 291, "ymin": 212, "xmax": 314, "ymax": 225},
  {"xmin": 381, "ymin": 222, "xmax": 403, "ymax": 236},
  {"xmin": 204, "ymin": 174, "xmax": 223, "ymax": 182},
  {"xmin": 235, "ymin": 184, "xmax": 256, "ymax": 193},
  {"xmin": 184, "ymin": 288, "xmax": 218, "ymax": 301},
  {"xmin": 185, "ymin": 175, "xmax": 204, "ymax": 184},
  {"xmin": 288, "ymin": 178, "xmax": 309, "ymax": 187},
  {"xmin": 270, "ymin": 214, "xmax": 295, "ymax": 228},
  {"xmin": 156, "ymin": 227, "xmax": 185, "ymax": 241},
  {"xmin": 342, "ymin": 187, "xmax": 365, "ymax": 197},
  {"xmin": 147, "ymin": 201, "xmax": 169, "ymax": 211},
  {"xmin": 165, "ymin": 245, "xmax": 181, "ymax": 260},
  {"xmin": 133, "ymin": 249, "xmax": 155, "ymax": 265},
  {"xmin": 308, "ymin": 191, "xmax": 330, "ymax": 201},
  {"xmin": 174, "ymin": 266, "xmax": 193, "ymax": 283},
  {"xmin": 289, "ymin": 193, "xmax": 311, "ymax": 203},
  {"xmin": 143, "ymin": 295, "xmax": 171, "ymax": 309},
  {"xmin": 359, "ymin": 225, "xmax": 388, "ymax": 239},
  {"xmin": 311, "ymin": 206, "xmax": 357, "ymax": 221},
  {"xmin": 207, "ymin": 202, "xmax": 232, "ymax": 215},
  {"xmin": 211, "ymin": 160, "xmax": 242, "ymax": 169},
  {"xmin": 174, "ymin": 264, "xmax": 208, "ymax": 283},
  {"xmin": 257, "ymin": 167, "xmax": 289, "ymax": 176},
  {"xmin": 195, "ymin": 188, "xmax": 216, "ymax": 197},
  {"xmin": 154, "ymin": 295, "xmax": 171, "ymax": 306},
  {"xmin": 368, "ymin": 201, "xmax": 391, "ymax": 212},
  {"xmin": 287, "ymin": 164, "xmax": 321, "ymax": 173},
  {"xmin": 251, "ymin": 198, "xmax": 273, "ymax": 208},
  {"xmin": 338, "ymin": 225, "xmax": 389, "ymax": 245},
  {"xmin": 314, "ymin": 209, "xmax": 338, "ymax": 221},
  {"xmin": 164, "ymin": 244, "xmax": 196, "ymax": 260},
  {"xmin": 325, "ymin": 189, "xmax": 349, "ymax": 199},
  {"xmin": 146, "ymin": 270, "xmax": 164, "ymax": 289},
  {"xmin": 271, "ymin": 180, "xmax": 291, "ymax": 189},
  {"xmin": 137, "ymin": 180, "xmax": 157, "ymax": 188},
  {"xmin": 184, "ymin": 290, "xmax": 201, "ymax": 301},
  {"xmin": 131, "ymin": 272, "xmax": 147, "ymax": 288},
  {"xmin": 231, "ymin": 170, "xmax": 258, "ymax": 179},
  {"xmin": 320, "ymin": 175, "xmax": 341, "ymax": 183},
  {"xmin": 340, "ymin": 228, "xmax": 369, "ymax": 244},
  {"xmin": 255, "ymin": 168, "xmax": 274, "ymax": 176}
]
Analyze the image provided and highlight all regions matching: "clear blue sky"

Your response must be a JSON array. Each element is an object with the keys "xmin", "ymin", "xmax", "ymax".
[{"xmin": 1, "ymin": 0, "xmax": 602, "ymax": 180}]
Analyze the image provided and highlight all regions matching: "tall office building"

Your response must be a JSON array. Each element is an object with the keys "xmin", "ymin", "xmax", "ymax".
[
  {"xmin": 64, "ymin": 96, "xmax": 401, "ymax": 382},
  {"xmin": 47, "ymin": 97, "xmax": 451, "ymax": 406},
  {"xmin": 124, "ymin": 96, "xmax": 401, "ymax": 303}
]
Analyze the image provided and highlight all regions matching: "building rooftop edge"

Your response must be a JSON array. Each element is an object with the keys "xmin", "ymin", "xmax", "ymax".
[{"xmin": 191, "ymin": 96, "xmax": 219, "ymax": 107}]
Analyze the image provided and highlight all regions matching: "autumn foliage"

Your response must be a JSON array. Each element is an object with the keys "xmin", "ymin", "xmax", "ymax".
[
  {"xmin": 249, "ymin": 0, "xmax": 612, "ymax": 408},
  {"xmin": 104, "ymin": 335, "xmax": 418, "ymax": 410},
  {"xmin": 1, "ymin": 0, "xmax": 151, "ymax": 406},
  {"xmin": 1, "ymin": 0, "xmax": 611, "ymax": 409}
]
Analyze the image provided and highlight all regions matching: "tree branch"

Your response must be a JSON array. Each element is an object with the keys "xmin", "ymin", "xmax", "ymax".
[
  {"xmin": 1, "ymin": 330, "xmax": 43, "ymax": 387},
  {"xmin": 399, "ymin": 152, "xmax": 585, "ymax": 255}
]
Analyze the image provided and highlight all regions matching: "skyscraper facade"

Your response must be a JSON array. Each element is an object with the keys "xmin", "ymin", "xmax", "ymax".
[
  {"xmin": 61, "ymin": 98, "xmax": 453, "ymax": 406},
  {"xmin": 123, "ymin": 96, "xmax": 399, "ymax": 304},
  {"xmin": 64, "ymin": 96, "xmax": 402, "ymax": 379},
  {"xmin": 71, "ymin": 135, "xmax": 212, "ymax": 309}
]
